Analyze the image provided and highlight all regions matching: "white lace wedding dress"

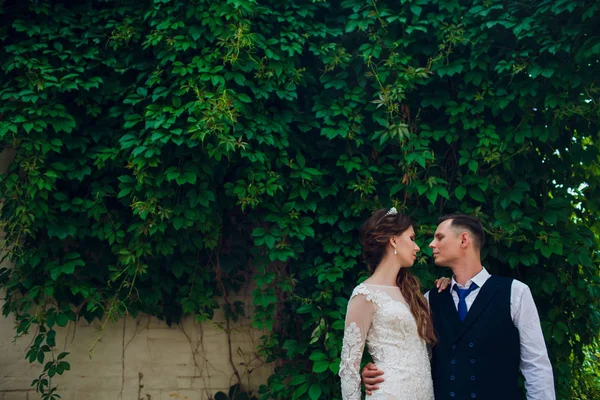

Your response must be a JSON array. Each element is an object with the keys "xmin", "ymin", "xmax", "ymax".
[{"xmin": 339, "ymin": 283, "xmax": 434, "ymax": 400}]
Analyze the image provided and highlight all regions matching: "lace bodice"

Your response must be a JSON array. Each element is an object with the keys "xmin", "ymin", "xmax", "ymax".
[{"xmin": 339, "ymin": 283, "xmax": 434, "ymax": 400}]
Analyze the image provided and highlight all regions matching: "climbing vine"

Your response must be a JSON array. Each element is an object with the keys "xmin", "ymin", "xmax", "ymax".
[{"xmin": 1, "ymin": 0, "xmax": 599, "ymax": 399}]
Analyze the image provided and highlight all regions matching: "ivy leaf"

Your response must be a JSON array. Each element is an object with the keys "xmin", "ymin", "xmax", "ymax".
[
  {"xmin": 292, "ymin": 382, "xmax": 309, "ymax": 400},
  {"xmin": 189, "ymin": 25, "xmax": 203, "ymax": 41},
  {"xmin": 312, "ymin": 360, "xmax": 329, "ymax": 373},
  {"xmin": 468, "ymin": 160, "xmax": 478, "ymax": 173},
  {"xmin": 410, "ymin": 5, "xmax": 422, "ymax": 17},
  {"xmin": 437, "ymin": 62, "xmax": 464, "ymax": 77},
  {"xmin": 172, "ymin": 217, "xmax": 184, "ymax": 230},
  {"xmin": 309, "ymin": 351, "xmax": 327, "ymax": 361},
  {"xmin": 136, "ymin": 87, "xmax": 147, "ymax": 97},
  {"xmin": 426, "ymin": 189, "xmax": 438, "ymax": 204},
  {"xmin": 455, "ymin": 185, "xmax": 467, "ymax": 200},
  {"xmin": 55, "ymin": 314, "xmax": 69, "ymax": 327},
  {"xmin": 437, "ymin": 187, "xmax": 450, "ymax": 199},
  {"xmin": 308, "ymin": 384, "xmax": 322, "ymax": 400},
  {"xmin": 298, "ymin": 226, "xmax": 315, "ymax": 238},
  {"xmin": 469, "ymin": 188, "xmax": 485, "ymax": 203},
  {"xmin": 237, "ymin": 93, "xmax": 252, "ymax": 103}
]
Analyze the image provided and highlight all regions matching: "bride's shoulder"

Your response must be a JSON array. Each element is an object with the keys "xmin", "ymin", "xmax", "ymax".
[
  {"xmin": 349, "ymin": 283, "xmax": 387, "ymax": 306},
  {"xmin": 350, "ymin": 282, "xmax": 371, "ymax": 296}
]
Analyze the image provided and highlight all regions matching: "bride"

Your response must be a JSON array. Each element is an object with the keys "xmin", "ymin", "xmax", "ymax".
[{"xmin": 339, "ymin": 208, "xmax": 446, "ymax": 399}]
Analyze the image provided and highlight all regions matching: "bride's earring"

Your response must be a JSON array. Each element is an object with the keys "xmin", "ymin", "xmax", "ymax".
[{"xmin": 394, "ymin": 247, "xmax": 397, "ymax": 255}]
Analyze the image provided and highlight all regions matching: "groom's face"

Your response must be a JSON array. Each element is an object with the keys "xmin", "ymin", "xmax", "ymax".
[{"xmin": 429, "ymin": 219, "xmax": 461, "ymax": 266}]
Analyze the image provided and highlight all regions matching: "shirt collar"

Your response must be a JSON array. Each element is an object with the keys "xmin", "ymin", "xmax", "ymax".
[{"xmin": 451, "ymin": 267, "xmax": 490, "ymax": 290}]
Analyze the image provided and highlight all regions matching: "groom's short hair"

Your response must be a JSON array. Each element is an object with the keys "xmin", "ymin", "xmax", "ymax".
[{"xmin": 438, "ymin": 214, "xmax": 485, "ymax": 250}]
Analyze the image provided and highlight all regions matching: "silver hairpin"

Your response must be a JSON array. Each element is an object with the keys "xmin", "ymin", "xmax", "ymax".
[{"xmin": 385, "ymin": 207, "xmax": 398, "ymax": 216}]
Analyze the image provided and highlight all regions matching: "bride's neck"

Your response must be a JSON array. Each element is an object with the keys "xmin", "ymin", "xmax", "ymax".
[{"xmin": 367, "ymin": 257, "xmax": 402, "ymax": 286}]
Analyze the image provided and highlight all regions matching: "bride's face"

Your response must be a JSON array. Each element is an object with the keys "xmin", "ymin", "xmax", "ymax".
[{"xmin": 391, "ymin": 226, "xmax": 420, "ymax": 267}]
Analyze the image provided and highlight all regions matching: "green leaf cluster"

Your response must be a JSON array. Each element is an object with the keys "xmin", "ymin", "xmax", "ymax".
[{"xmin": 1, "ymin": 0, "xmax": 599, "ymax": 399}]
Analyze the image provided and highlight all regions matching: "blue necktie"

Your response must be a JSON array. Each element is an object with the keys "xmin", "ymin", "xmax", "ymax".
[{"xmin": 453, "ymin": 283, "xmax": 479, "ymax": 321}]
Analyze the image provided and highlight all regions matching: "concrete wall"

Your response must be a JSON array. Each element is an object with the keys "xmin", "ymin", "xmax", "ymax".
[
  {"xmin": 0, "ymin": 148, "xmax": 273, "ymax": 400},
  {"xmin": 0, "ymin": 298, "xmax": 272, "ymax": 400}
]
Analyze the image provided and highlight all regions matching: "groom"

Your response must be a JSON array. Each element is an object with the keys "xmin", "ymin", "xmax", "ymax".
[{"xmin": 361, "ymin": 214, "xmax": 555, "ymax": 400}]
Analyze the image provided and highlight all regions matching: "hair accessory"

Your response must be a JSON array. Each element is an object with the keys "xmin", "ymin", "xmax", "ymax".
[{"xmin": 385, "ymin": 207, "xmax": 398, "ymax": 216}]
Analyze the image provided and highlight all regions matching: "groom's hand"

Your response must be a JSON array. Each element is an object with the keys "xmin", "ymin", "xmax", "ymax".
[{"xmin": 361, "ymin": 362, "xmax": 384, "ymax": 395}]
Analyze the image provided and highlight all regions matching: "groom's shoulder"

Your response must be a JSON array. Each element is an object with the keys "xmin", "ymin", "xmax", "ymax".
[
  {"xmin": 488, "ymin": 275, "xmax": 530, "ymax": 291},
  {"xmin": 425, "ymin": 286, "xmax": 448, "ymax": 302}
]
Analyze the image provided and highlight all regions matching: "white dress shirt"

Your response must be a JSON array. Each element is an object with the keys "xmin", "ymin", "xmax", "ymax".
[{"xmin": 425, "ymin": 268, "xmax": 556, "ymax": 400}]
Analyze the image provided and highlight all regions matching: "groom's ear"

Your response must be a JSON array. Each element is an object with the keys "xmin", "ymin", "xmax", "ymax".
[{"xmin": 459, "ymin": 232, "xmax": 470, "ymax": 248}]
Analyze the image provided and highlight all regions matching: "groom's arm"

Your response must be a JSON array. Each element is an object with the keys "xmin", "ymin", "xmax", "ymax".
[
  {"xmin": 511, "ymin": 281, "xmax": 556, "ymax": 400},
  {"xmin": 361, "ymin": 363, "xmax": 384, "ymax": 395}
]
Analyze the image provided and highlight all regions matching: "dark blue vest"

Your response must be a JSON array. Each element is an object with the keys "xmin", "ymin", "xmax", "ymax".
[{"xmin": 429, "ymin": 276, "xmax": 522, "ymax": 400}]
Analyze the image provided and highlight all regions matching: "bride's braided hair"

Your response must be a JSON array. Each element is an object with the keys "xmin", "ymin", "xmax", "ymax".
[{"xmin": 360, "ymin": 209, "xmax": 437, "ymax": 345}]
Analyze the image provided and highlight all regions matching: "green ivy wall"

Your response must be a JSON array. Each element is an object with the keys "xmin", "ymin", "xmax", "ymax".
[{"xmin": 1, "ymin": 0, "xmax": 599, "ymax": 399}]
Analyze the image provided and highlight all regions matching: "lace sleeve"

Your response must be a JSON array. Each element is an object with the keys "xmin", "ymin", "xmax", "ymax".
[{"xmin": 339, "ymin": 288, "xmax": 375, "ymax": 400}]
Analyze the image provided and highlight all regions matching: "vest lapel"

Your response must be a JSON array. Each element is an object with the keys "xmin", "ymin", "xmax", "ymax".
[
  {"xmin": 453, "ymin": 276, "xmax": 500, "ymax": 342},
  {"xmin": 436, "ymin": 289, "xmax": 462, "ymax": 341}
]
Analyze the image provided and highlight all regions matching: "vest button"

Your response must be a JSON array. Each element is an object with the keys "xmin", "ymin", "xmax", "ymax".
[
  {"xmin": 450, "ymin": 392, "xmax": 455, "ymax": 397},
  {"xmin": 470, "ymin": 359, "xmax": 476, "ymax": 364},
  {"xmin": 451, "ymin": 359, "xmax": 456, "ymax": 364},
  {"xmin": 452, "ymin": 344, "xmax": 457, "ymax": 350},
  {"xmin": 469, "ymin": 342, "xmax": 474, "ymax": 348},
  {"xmin": 450, "ymin": 375, "xmax": 456, "ymax": 381},
  {"xmin": 471, "ymin": 393, "xmax": 477, "ymax": 398},
  {"xmin": 471, "ymin": 375, "xmax": 476, "ymax": 381}
]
